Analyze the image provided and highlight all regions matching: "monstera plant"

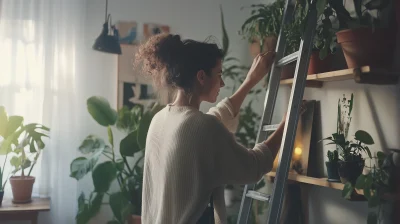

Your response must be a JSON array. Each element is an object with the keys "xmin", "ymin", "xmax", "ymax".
[{"xmin": 70, "ymin": 96, "xmax": 162, "ymax": 224}]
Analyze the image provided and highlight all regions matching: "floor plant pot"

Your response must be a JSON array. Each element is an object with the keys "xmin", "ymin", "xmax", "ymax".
[
  {"xmin": 9, "ymin": 176, "xmax": 35, "ymax": 203},
  {"xmin": 338, "ymin": 160, "xmax": 364, "ymax": 185},
  {"xmin": 308, "ymin": 51, "xmax": 333, "ymax": 75},
  {"xmin": 281, "ymin": 62, "xmax": 296, "ymax": 80},
  {"xmin": 325, "ymin": 161, "xmax": 340, "ymax": 182},
  {"xmin": 336, "ymin": 28, "xmax": 396, "ymax": 69},
  {"xmin": 0, "ymin": 191, "xmax": 4, "ymax": 206},
  {"xmin": 129, "ymin": 215, "xmax": 141, "ymax": 224}
]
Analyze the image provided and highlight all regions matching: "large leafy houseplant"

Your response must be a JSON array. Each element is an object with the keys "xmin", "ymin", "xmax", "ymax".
[
  {"xmin": 0, "ymin": 106, "xmax": 50, "ymax": 203},
  {"xmin": 70, "ymin": 96, "xmax": 162, "ymax": 224}
]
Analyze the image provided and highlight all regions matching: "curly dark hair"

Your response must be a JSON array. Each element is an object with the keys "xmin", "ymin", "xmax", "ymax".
[{"xmin": 135, "ymin": 34, "xmax": 224, "ymax": 93}]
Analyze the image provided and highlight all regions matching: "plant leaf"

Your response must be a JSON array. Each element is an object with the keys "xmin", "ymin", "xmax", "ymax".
[
  {"xmin": 116, "ymin": 159, "xmax": 125, "ymax": 172},
  {"xmin": 355, "ymin": 174, "xmax": 366, "ymax": 189},
  {"xmin": 365, "ymin": 0, "xmax": 389, "ymax": 10},
  {"xmin": 120, "ymin": 130, "xmax": 141, "ymax": 157},
  {"xmin": 342, "ymin": 182, "xmax": 353, "ymax": 199},
  {"xmin": 220, "ymin": 5, "xmax": 229, "ymax": 57},
  {"xmin": 4, "ymin": 116, "xmax": 23, "ymax": 138},
  {"xmin": 368, "ymin": 191, "xmax": 379, "ymax": 208},
  {"xmin": 355, "ymin": 130, "xmax": 374, "ymax": 145},
  {"xmin": 76, "ymin": 192, "xmax": 104, "ymax": 224},
  {"xmin": 316, "ymin": 0, "xmax": 327, "ymax": 18},
  {"xmin": 367, "ymin": 212, "xmax": 378, "ymax": 224},
  {"xmin": 109, "ymin": 191, "xmax": 134, "ymax": 223},
  {"xmin": 92, "ymin": 161, "xmax": 117, "ymax": 193},
  {"xmin": 87, "ymin": 96, "xmax": 118, "ymax": 127},
  {"xmin": 70, "ymin": 150, "xmax": 103, "ymax": 180},
  {"xmin": 107, "ymin": 221, "xmax": 120, "ymax": 224},
  {"xmin": 79, "ymin": 135, "xmax": 106, "ymax": 154}
]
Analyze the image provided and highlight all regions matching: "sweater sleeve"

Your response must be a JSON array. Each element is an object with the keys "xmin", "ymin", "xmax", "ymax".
[
  {"xmin": 202, "ymin": 116, "xmax": 274, "ymax": 186},
  {"xmin": 206, "ymin": 97, "xmax": 239, "ymax": 133}
]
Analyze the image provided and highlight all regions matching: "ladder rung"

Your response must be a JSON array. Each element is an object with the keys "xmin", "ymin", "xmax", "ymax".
[
  {"xmin": 262, "ymin": 124, "xmax": 280, "ymax": 132},
  {"xmin": 276, "ymin": 51, "xmax": 299, "ymax": 67},
  {"xmin": 246, "ymin": 191, "xmax": 271, "ymax": 202}
]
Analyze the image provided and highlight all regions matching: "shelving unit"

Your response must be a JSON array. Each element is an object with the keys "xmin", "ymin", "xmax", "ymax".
[
  {"xmin": 280, "ymin": 66, "xmax": 400, "ymax": 88},
  {"xmin": 266, "ymin": 172, "xmax": 344, "ymax": 190}
]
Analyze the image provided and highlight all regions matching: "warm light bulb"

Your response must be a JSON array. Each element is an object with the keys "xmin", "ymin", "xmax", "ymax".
[{"xmin": 294, "ymin": 147, "xmax": 302, "ymax": 155}]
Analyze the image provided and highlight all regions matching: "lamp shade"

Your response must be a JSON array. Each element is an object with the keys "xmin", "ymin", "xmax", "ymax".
[{"xmin": 93, "ymin": 22, "xmax": 122, "ymax": 55}]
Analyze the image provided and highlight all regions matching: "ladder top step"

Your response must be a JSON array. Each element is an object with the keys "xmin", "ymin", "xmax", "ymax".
[
  {"xmin": 262, "ymin": 124, "xmax": 280, "ymax": 132},
  {"xmin": 246, "ymin": 190, "xmax": 270, "ymax": 202},
  {"xmin": 276, "ymin": 51, "xmax": 299, "ymax": 67}
]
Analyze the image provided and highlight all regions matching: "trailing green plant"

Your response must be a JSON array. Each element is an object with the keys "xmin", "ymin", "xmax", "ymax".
[
  {"xmin": 70, "ymin": 96, "xmax": 162, "ymax": 224},
  {"xmin": 239, "ymin": 0, "xmax": 285, "ymax": 52},
  {"xmin": 0, "ymin": 106, "xmax": 49, "ymax": 187},
  {"xmin": 322, "ymin": 130, "xmax": 373, "ymax": 162},
  {"xmin": 342, "ymin": 151, "xmax": 396, "ymax": 224}
]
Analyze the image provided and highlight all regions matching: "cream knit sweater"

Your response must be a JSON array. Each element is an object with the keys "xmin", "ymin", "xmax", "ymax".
[{"xmin": 142, "ymin": 98, "xmax": 274, "ymax": 224}]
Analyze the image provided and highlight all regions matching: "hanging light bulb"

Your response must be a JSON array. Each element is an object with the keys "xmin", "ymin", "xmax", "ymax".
[{"xmin": 92, "ymin": 0, "xmax": 121, "ymax": 55}]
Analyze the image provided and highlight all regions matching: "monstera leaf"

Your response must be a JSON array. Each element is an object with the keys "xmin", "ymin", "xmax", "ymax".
[{"xmin": 87, "ymin": 96, "xmax": 118, "ymax": 127}]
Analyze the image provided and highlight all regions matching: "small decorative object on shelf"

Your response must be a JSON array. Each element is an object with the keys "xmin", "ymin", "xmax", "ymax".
[{"xmin": 326, "ymin": 150, "xmax": 340, "ymax": 182}]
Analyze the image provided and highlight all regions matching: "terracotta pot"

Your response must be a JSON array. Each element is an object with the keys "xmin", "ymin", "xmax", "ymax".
[
  {"xmin": 9, "ymin": 176, "xmax": 35, "ymax": 203},
  {"xmin": 336, "ymin": 28, "xmax": 396, "ymax": 69},
  {"xmin": 250, "ymin": 35, "xmax": 277, "ymax": 58},
  {"xmin": 308, "ymin": 51, "xmax": 333, "ymax": 75},
  {"xmin": 338, "ymin": 160, "xmax": 364, "ymax": 185},
  {"xmin": 129, "ymin": 215, "xmax": 141, "ymax": 224}
]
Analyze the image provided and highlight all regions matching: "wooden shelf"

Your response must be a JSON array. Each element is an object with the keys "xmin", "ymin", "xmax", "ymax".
[
  {"xmin": 266, "ymin": 172, "xmax": 344, "ymax": 190},
  {"xmin": 280, "ymin": 66, "xmax": 399, "ymax": 87}
]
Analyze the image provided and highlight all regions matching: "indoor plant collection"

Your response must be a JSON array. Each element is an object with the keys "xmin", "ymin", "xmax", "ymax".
[
  {"xmin": 0, "ymin": 106, "xmax": 50, "ymax": 205},
  {"xmin": 70, "ymin": 96, "xmax": 162, "ymax": 224}
]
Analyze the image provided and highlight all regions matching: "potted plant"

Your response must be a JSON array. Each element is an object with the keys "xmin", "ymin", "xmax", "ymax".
[
  {"xmin": 70, "ymin": 96, "xmax": 162, "ymax": 224},
  {"xmin": 0, "ymin": 106, "xmax": 50, "ymax": 204},
  {"xmin": 334, "ymin": 0, "xmax": 396, "ymax": 69},
  {"xmin": 342, "ymin": 151, "xmax": 396, "ymax": 224},
  {"xmin": 239, "ymin": 0, "xmax": 284, "ymax": 58},
  {"xmin": 0, "ymin": 106, "xmax": 23, "ymax": 205},
  {"xmin": 323, "ymin": 130, "xmax": 374, "ymax": 184},
  {"xmin": 325, "ymin": 150, "xmax": 340, "ymax": 182}
]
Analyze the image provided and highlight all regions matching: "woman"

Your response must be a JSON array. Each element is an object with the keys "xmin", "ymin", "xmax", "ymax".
[{"xmin": 136, "ymin": 34, "xmax": 284, "ymax": 224}]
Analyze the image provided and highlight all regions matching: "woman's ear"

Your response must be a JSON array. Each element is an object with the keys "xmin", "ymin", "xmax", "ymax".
[{"xmin": 196, "ymin": 70, "xmax": 207, "ymax": 85}]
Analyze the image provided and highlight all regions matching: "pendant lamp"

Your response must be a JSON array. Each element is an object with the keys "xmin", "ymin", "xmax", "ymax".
[{"xmin": 92, "ymin": 0, "xmax": 121, "ymax": 55}]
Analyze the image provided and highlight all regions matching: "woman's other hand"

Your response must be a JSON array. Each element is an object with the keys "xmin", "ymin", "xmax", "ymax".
[{"xmin": 246, "ymin": 51, "xmax": 276, "ymax": 85}]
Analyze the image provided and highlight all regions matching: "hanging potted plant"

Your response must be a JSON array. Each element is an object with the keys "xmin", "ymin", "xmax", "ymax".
[
  {"xmin": 335, "ymin": 0, "xmax": 396, "ymax": 69},
  {"xmin": 70, "ymin": 96, "xmax": 162, "ymax": 224}
]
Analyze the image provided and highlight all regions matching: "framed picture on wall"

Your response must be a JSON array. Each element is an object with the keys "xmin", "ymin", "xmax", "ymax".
[
  {"xmin": 117, "ymin": 21, "xmax": 138, "ymax": 45},
  {"xmin": 271, "ymin": 100, "xmax": 316, "ymax": 175},
  {"xmin": 117, "ymin": 44, "xmax": 170, "ymax": 110},
  {"xmin": 143, "ymin": 23, "xmax": 170, "ymax": 39}
]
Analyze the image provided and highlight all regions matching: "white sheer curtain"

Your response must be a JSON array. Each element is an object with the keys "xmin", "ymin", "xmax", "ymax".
[{"xmin": 0, "ymin": 0, "xmax": 88, "ymax": 223}]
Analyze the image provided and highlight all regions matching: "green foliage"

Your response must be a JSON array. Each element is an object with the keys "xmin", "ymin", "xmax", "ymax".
[
  {"xmin": 322, "ymin": 130, "xmax": 373, "ymax": 162},
  {"xmin": 353, "ymin": 151, "xmax": 395, "ymax": 224},
  {"xmin": 327, "ymin": 150, "xmax": 339, "ymax": 162},
  {"xmin": 71, "ymin": 97, "xmax": 163, "ymax": 223},
  {"xmin": 239, "ymin": 0, "xmax": 285, "ymax": 51}
]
